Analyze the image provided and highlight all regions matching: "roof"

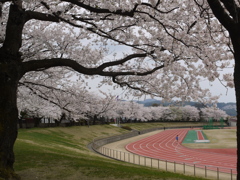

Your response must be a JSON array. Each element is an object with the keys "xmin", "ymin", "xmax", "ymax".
[{"xmin": 229, "ymin": 119, "xmax": 237, "ymax": 122}]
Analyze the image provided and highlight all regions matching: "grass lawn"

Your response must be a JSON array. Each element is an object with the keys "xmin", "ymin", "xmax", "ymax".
[
  {"xmin": 14, "ymin": 124, "xmax": 214, "ymax": 180},
  {"xmin": 122, "ymin": 122, "xmax": 207, "ymax": 130}
]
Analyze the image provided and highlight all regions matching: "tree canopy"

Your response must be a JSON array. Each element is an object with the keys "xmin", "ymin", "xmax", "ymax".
[
  {"xmin": 0, "ymin": 0, "xmax": 238, "ymax": 179},
  {"xmin": 1, "ymin": 0, "xmax": 233, "ymax": 103}
]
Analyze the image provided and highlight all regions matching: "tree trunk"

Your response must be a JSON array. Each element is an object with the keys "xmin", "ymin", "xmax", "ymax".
[
  {"xmin": 234, "ymin": 55, "xmax": 240, "ymax": 180},
  {"xmin": 231, "ymin": 35, "xmax": 240, "ymax": 179},
  {"xmin": 0, "ymin": 59, "xmax": 21, "ymax": 179}
]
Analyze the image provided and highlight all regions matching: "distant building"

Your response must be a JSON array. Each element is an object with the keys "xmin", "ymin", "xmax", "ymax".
[
  {"xmin": 19, "ymin": 118, "xmax": 35, "ymax": 128},
  {"xmin": 228, "ymin": 118, "xmax": 237, "ymax": 127}
]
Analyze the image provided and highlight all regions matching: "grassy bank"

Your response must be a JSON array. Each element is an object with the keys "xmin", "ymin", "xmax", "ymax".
[
  {"xmin": 15, "ymin": 124, "xmax": 208, "ymax": 180},
  {"xmin": 121, "ymin": 122, "xmax": 207, "ymax": 130}
]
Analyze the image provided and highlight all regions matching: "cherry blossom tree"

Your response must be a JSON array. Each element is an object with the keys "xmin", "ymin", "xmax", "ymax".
[
  {"xmin": 18, "ymin": 79, "xmax": 87, "ymax": 120},
  {"xmin": 122, "ymin": 101, "xmax": 145, "ymax": 121},
  {"xmin": 18, "ymin": 80, "xmax": 120, "ymax": 125},
  {"xmin": 80, "ymin": 92, "xmax": 118, "ymax": 124},
  {"xmin": 148, "ymin": 106, "xmax": 167, "ymax": 121},
  {"xmin": 181, "ymin": 106, "xmax": 200, "ymax": 121},
  {"xmin": 201, "ymin": 107, "xmax": 228, "ymax": 121},
  {"xmin": 0, "ymin": 0, "xmax": 238, "ymax": 179},
  {"xmin": 112, "ymin": 104, "xmax": 201, "ymax": 122},
  {"xmin": 157, "ymin": 106, "xmax": 200, "ymax": 121},
  {"xmin": 138, "ymin": 106, "xmax": 153, "ymax": 121}
]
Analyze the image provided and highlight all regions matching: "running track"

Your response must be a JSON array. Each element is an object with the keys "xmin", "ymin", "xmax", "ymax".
[{"xmin": 125, "ymin": 129, "xmax": 236, "ymax": 174}]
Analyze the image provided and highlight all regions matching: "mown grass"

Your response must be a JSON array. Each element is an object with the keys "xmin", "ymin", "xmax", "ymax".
[
  {"xmin": 183, "ymin": 128, "xmax": 236, "ymax": 149},
  {"xmin": 14, "ymin": 124, "xmax": 209, "ymax": 180},
  {"xmin": 123, "ymin": 122, "xmax": 209, "ymax": 131}
]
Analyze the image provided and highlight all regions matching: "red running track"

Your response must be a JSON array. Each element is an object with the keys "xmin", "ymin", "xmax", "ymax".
[
  {"xmin": 197, "ymin": 130, "xmax": 205, "ymax": 140},
  {"xmin": 125, "ymin": 129, "xmax": 236, "ymax": 174}
]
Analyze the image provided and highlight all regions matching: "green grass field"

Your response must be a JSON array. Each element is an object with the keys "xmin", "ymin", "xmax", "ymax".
[
  {"xmin": 14, "ymin": 123, "xmax": 228, "ymax": 180},
  {"xmin": 121, "ymin": 122, "xmax": 207, "ymax": 130},
  {"xmin": 183, "ymin": 128, "xmax": 236, "ymax": 149}
]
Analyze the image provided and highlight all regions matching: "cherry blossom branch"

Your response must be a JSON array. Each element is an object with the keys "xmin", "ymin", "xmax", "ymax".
[
  {"xmin": 22, "ymin": 52, "xmax": 163, "ymax": 77},
  {"xmin": 19, "ymin": 82, "xmax": 72, "ymax": 113},
  {"xmin": 112, "ymin": 76, "xmax": 157, "ymax": 96},
  {"xmin": 60, "ymin": 0, "xmax": 138, "ymax": 17},
  {"xmin": 19, "ymin": 81, "xmax": 68, "ymax": 93},
  {"xmin": 40, "ymin": 1, "xmax": 178, "ymax": 52}
]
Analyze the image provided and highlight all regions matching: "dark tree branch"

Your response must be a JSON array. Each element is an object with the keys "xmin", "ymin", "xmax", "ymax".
[
  {"xmin": 25, "ymin": 10, "xmax": 60, "ymax": 22},
  {"xmin": 22, "ymin": 58, "xmax": 91, "ymax": 75},
  {"xmin": 97, "ymin": 52, "xmax": 150, "ymax": 71},
  {"xmin": 220, "ymin": 0, "xmax": 240, "ymax": 22},
  {"xmin": 207, "ymin": 0, "xmax": 235, "ymax": 31},
  {"xmin": 21, "ymin": 52, "xmax": 164, "ymax": 79},
  {"xmin": 61, "ymin": 0, "xmax": 138, "ymax": 17},
  {"xmin": 112, "ymin": 76, "xmax": 156, "ymax": 96},
  {"xmin": 140, "ymin": 2, "xmax": 179, "ymax": 14},
  {"xmin": 187, "ymin": 21, "xmax": 197, "ymax": 34}
]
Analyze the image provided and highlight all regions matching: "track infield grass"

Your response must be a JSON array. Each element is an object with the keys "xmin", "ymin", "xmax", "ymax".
[{"xmin": 182, "ymin": 129, "xmax": 236, "ymax": 149}]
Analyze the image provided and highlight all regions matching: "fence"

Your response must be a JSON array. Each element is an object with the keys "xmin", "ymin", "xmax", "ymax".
[{"xmin": 91, "ymin": 128, "xmax": 236, "ymax": 180}]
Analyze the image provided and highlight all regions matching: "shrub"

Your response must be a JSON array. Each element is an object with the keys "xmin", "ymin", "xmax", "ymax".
[{"xmin": 121, "ymin": 126, "xmax": 132, "ymax": 131}]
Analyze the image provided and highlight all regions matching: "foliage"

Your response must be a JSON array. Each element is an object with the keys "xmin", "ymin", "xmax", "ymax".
[
  {"xmin": 201, "ymin": 107, "xmax": 228, "ymax": 121},
  {"xmin": 20, "ymin": 97, "xmax": 229, "ymax": 122}
]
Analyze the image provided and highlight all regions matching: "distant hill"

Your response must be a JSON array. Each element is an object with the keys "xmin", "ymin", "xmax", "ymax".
[
  {"xmin": 217, "ymin": 102, "xmax": 237, "ymax": 116},
  {"xmin": 136, "ymin": 99, "xmax": 237, "ymax": 117}
]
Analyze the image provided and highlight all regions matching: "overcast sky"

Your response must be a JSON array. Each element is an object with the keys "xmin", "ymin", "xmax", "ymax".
[
  {"xmin": 200, "ymin": 79, "xmax": 236, "ymax": 103},
  {"xmin": 86, "ymin": 76, "xmax": 236, "ymax": 103}
]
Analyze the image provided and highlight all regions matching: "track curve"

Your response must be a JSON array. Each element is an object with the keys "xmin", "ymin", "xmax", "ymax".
[{"xmin": 125, "ymin": 129, "xmax": 236, "ymax": 174}]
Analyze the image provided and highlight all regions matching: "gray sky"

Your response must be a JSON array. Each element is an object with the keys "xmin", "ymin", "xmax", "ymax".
[
  {"xmin": 200, "ymin": 79, "xmax": 236, "ymax": 103},
  {"xmin": 87, "ymin": 76, "xmax": 236, "ymax": 103}
]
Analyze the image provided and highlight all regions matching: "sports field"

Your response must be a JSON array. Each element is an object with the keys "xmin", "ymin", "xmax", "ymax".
[
  {"xmin": 103, "ymin": 127, "xmax": 237, "ymax": 179},
  {"xmin": 183, "ymin": 128, "xmax": 236, "ymax": 150}
]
